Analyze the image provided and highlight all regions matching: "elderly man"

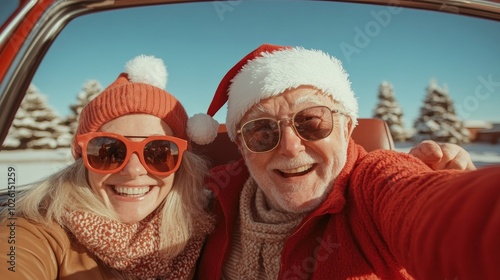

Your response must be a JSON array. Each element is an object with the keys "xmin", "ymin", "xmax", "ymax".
[{"xmin": 192, "ymin": 44, "xmax": 499, "ymax": 280}]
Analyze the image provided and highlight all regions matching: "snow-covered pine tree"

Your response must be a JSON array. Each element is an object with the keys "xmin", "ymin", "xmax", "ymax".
[
  {"xmin": 413, "ymin": 79, "xmax": 471, "ymax": 144},
  {"xmin": 63, "ymin": 80, "xmax": 102, "ymax": 133},
  {"xmin": 372, "ymin": 81, "xmax": 407, "ymax": 142},
  {"xmin": 2, "ymin": 84, "xmax": 72, "ymax": 150}
]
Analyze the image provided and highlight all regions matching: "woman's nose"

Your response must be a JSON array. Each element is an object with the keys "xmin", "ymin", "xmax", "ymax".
[{"xmin": 119, "ymin": 153, "xmax": 148, "ymax": 178}]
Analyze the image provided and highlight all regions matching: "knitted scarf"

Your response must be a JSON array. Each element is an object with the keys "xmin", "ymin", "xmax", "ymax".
[
  {"xmin": 238, "ymin": 179, "xmax": 305, "ymax": 279},
  {"xmin": 63, "ymin": 209, "xmax": 205, "ymax": 279}
]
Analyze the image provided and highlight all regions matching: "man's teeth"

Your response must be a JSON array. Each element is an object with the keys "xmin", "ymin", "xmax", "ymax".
[
  {"xmin": 280, "ymin": 164, "xmax": 313, "ymax": 174},
  {"xmin": 113, "ymin": 186, "xmax": 151, "ymax": 196}
]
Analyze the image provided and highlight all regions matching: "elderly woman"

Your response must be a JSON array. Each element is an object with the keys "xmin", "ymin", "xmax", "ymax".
[{"xmin": 0, "ymin": 55, "xmax": 215, "ymax": 279}]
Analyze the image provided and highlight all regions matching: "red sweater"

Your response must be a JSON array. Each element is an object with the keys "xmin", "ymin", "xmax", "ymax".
[{"xmin": 197, "ymin": 140, "xmax": 500, "ymax": 279}]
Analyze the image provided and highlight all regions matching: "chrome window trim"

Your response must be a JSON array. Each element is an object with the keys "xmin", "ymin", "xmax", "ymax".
[{"xmin": 0, "ymin": 0, "xmax": 37, "ymax": 49}]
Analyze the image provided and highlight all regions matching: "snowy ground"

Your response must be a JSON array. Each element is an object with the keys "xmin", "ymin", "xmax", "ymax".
[
  {"xmin": 0, "ymin": 148, "xmax": 74, "ymax": 188},
  {"xmin": 393, "ymin": 142, "xmax": 500, "ymax": 169},
  {"xmin": 1, "ymin": 143, "xmax": 499, "ymax": 189}
]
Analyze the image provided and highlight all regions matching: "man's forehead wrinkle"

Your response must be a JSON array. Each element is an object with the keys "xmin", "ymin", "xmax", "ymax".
[
  {"xmin": 245, "ymin": 104, "xmax": 269, "ymax": 120},
  {"xmin": 293, "ymin": 94, "xmax": 324, "ymax": 107},
  {"xmin": 245, "ymin": 90, "xmax": 333, "ymax": 120}
]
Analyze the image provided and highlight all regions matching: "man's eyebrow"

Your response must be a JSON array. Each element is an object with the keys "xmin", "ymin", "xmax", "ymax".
[
  {"xmin": 245, "ymin": 89, "xmax": 332, "ymax": 119},
  {"xmin": 293, "ymin": 94, "xmax": 325, "ymax": 106},
  {"xmin": 245, "ymin": 105, "xmax": 269, "ymax": 119}
]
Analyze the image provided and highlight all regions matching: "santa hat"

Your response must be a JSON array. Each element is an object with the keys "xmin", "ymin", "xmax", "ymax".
[
  {"xmin": 72, "ymin": 54, "xmax": 218, "ymax": 158},
  {"xmin": 189, "ymin": 43, "xmax": 358, "ymax": 143}
]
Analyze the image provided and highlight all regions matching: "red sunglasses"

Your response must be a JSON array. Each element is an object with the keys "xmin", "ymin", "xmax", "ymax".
[{"xmin": 76, "ymin": 132, "xmax": 187, "ymax": 176}]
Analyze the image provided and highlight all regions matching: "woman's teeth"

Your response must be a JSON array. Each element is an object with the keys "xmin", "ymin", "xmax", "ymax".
[{"xmin": 113, "ymin": 186, "xmax": 151, "ymax": 196}]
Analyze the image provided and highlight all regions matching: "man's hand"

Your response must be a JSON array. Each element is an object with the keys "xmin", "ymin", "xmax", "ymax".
[{"xmin": 409, "ymin": 140, "xmax": 476, "ymax": 171}]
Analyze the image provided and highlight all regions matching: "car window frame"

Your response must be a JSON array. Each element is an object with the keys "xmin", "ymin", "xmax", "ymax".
[{"xmin": 1, "ymin": 0, "xmax": 500, "ymax": 147}]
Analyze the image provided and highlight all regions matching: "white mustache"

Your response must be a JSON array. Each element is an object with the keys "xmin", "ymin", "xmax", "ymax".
[{"xmin": 267, "ymin": 156, "xmax": 320, "ymax": 171}]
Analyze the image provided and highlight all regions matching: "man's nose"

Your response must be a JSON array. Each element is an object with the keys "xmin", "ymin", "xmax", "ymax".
[{"xmin": 277, "ymin": 121, "xmax": 305, "ymax": 157}]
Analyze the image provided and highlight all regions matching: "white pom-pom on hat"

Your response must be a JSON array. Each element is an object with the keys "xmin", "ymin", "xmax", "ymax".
[
  {"xmin": 187, "ymin": 113, "xmax": 219, "ymax": 145},
  {"xmin": 125, "ymin": 55, "xmax": 168, "ymax": 89}
]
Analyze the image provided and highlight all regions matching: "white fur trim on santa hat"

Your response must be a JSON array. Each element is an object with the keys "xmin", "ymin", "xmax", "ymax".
[
  {"xmin": 125, "ymin": 55, "xmax": 168, "ymax": 89},
  {"xmin": 187, "ymin": 113, "xmax": 219, "ymax": 145},
  {"xmin": 226, "ymin": 47, "xmax": 358, "ymax": 141}
]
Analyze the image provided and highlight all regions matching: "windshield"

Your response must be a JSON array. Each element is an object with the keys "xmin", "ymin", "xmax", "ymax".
[{"xmin": 1, "ymin": 1, "xmax": 499, "ymax": 189}]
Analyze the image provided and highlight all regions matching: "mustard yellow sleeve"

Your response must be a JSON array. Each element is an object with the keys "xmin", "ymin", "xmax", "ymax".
[{"xmin": 0, "ymin": 217, "xmax": 61, "ymax": 279}]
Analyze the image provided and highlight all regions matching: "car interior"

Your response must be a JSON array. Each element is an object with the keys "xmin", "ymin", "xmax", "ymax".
[{"xmin": 1, "ymin": 0, "xmax": 499, "ymax": 193}]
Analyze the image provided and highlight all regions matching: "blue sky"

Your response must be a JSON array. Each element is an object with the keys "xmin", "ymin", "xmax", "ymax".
[{"xmin": 31, "ymin": 1, "xmax": 500, "ymax": 128}]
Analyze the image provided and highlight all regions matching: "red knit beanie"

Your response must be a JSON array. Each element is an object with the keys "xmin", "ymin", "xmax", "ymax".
[{"xmin": 71, "ymin": 55, "xmax": 217, "ymax": 158}]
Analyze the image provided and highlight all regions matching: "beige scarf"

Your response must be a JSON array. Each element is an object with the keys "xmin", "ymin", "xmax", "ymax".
[
  {"xmin": 63, "ymin": 209, "xmax": 204, "ymax": 279},
  {"xmin": 238, "ymin": 179, "xmax": 305, "ymax": 279}
]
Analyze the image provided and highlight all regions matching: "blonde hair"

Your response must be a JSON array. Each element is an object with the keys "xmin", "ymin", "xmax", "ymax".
[{"xmin": 0, "ymin": 150, "xmax": 214, "ymax": 259}]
